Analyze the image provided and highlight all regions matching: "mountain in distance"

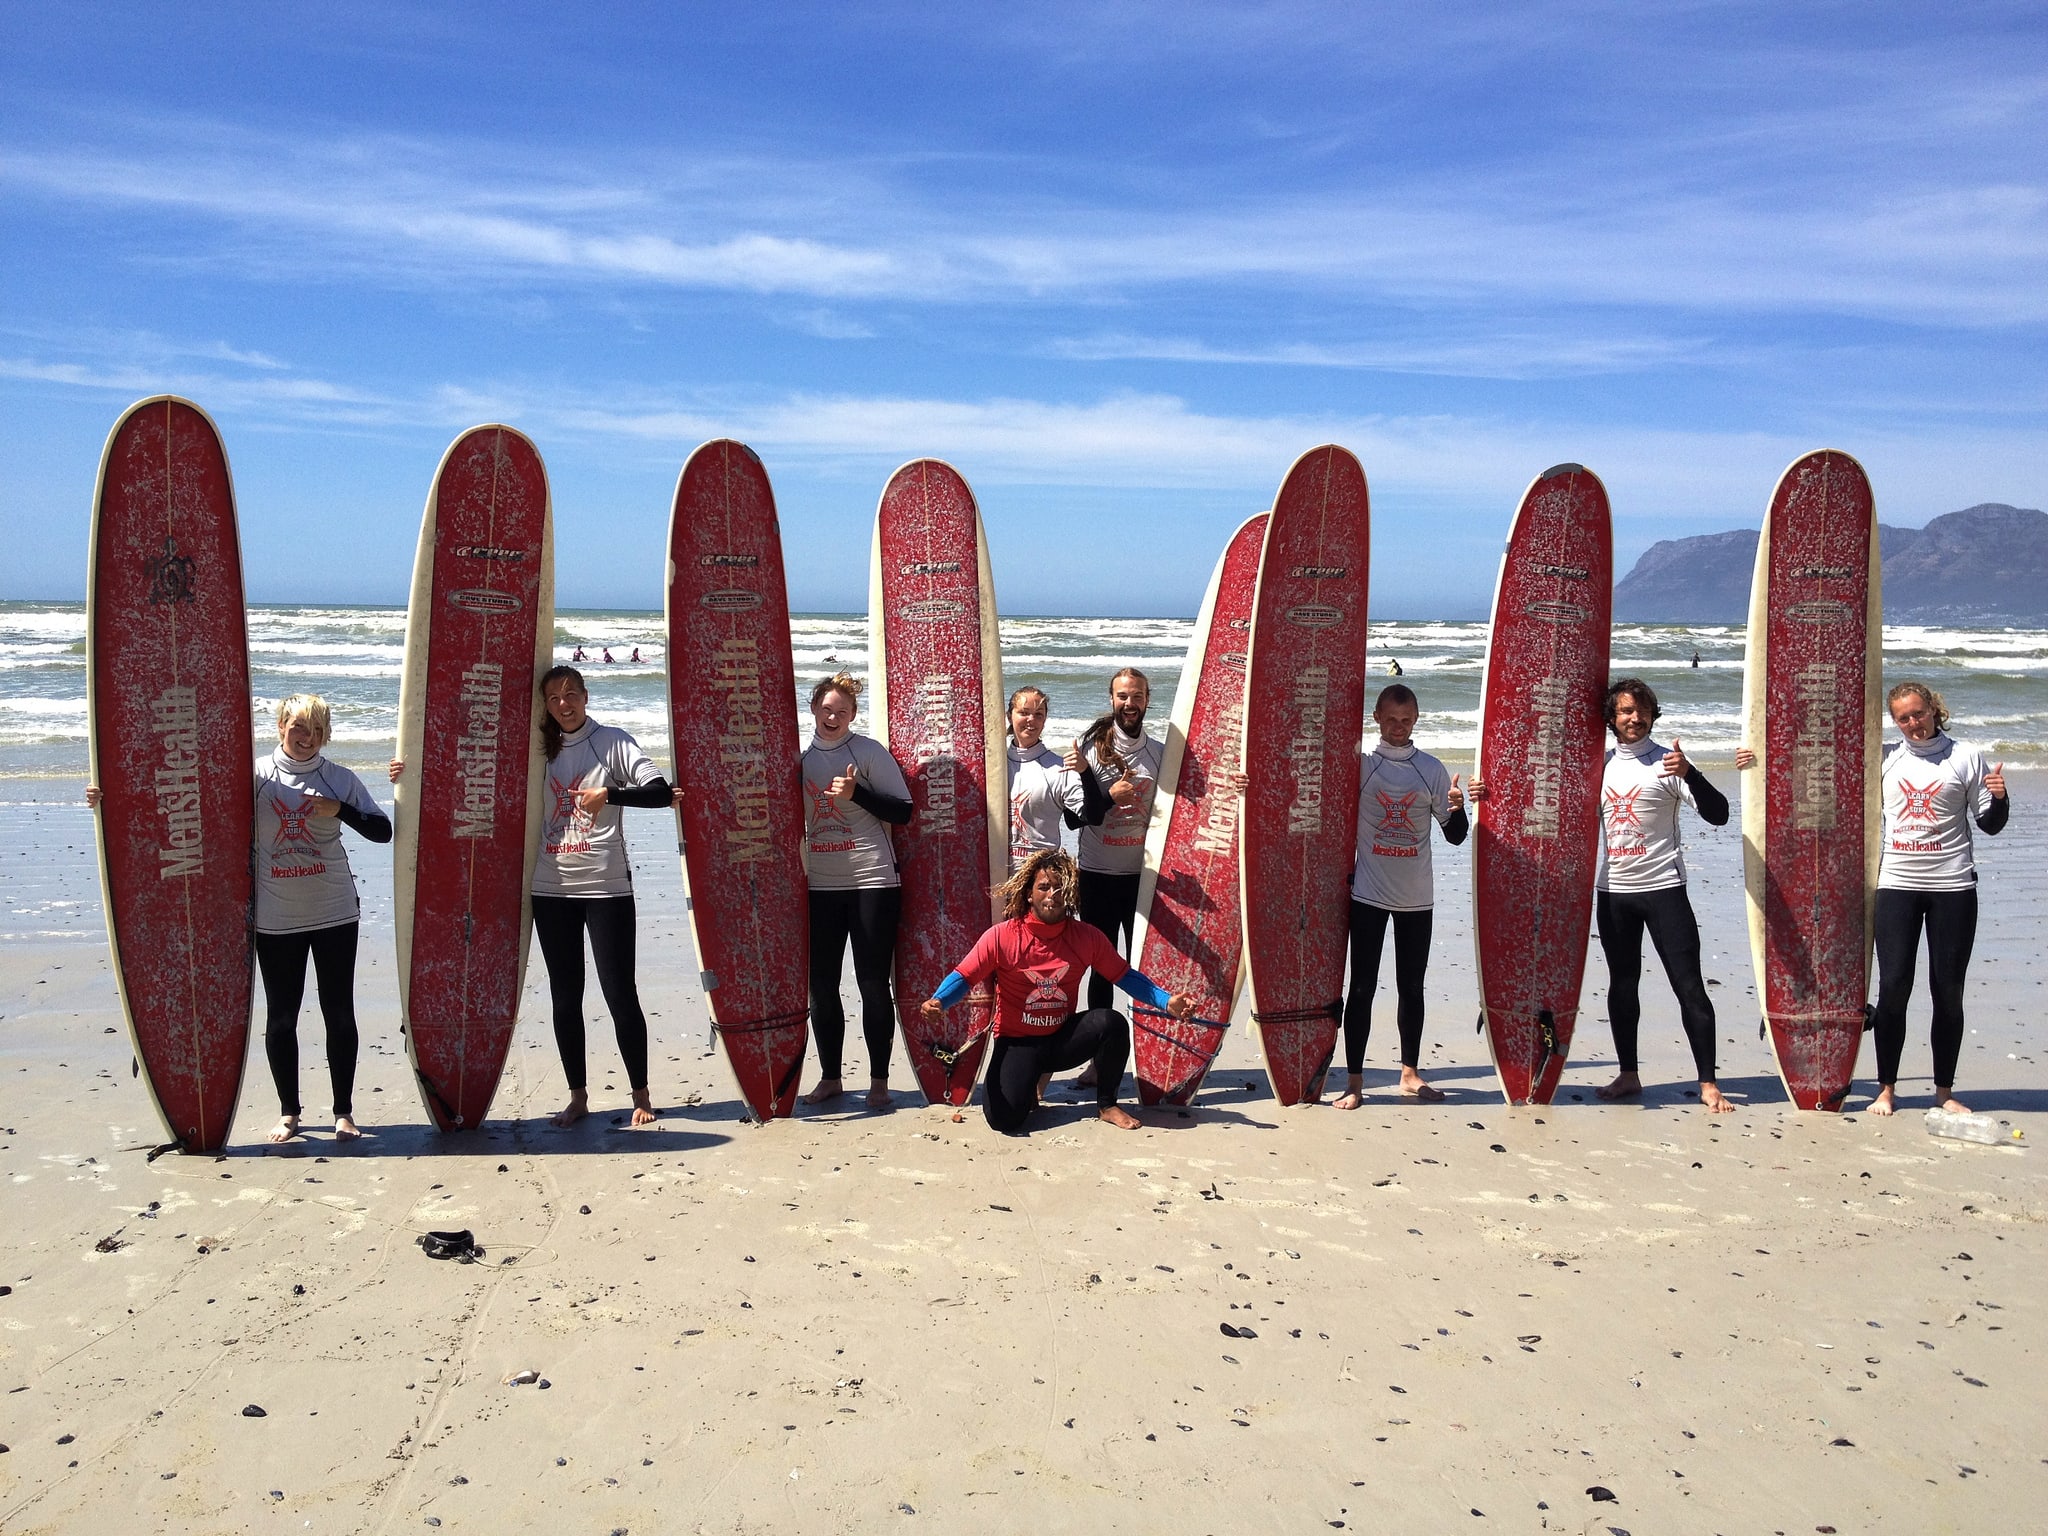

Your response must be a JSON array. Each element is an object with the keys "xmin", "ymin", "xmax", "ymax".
[{"xmin": 1614, "ymin": 504, "xmax": 2048, "ymax": 624}]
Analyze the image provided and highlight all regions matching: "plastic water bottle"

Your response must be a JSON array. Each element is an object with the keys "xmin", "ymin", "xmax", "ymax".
[{"xmin": 1924, "ymin": 1108, "xmax": 2022, "ymax": 1146}]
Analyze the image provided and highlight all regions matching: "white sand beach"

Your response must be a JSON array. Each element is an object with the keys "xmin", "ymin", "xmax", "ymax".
[{"xmin": 2, "ymin": 768, "xmax": 2043, "ymax": 1532}]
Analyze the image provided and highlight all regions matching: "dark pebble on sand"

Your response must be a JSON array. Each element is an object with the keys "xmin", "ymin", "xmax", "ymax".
[
  {"xmin": 56, "ymin": 1434, "xmax": 73, "ymax": 1445},
  {"xmin": 1830, "ymin": 1438, "xmax": 1854, "ymax": 1447},
  {"xmin": 292, "ymin": 1284, "xmax": 305, "ymax": 1295},
  {"xmin": 450, "ymin": 1475, "xmax": 468, "ymax": 1485},
  {"xmin": 555, "ymin": 1456, "xmax": 567, "ymax": 1466},
  {"xmin": 1489, "ymin": 1144, "xmax": 1506, "ymax": 1153},
  {"xmin": 1587, "ymin": 1485, "xmax": 1616, "ymax": 1502},
  {"xmin": 0, "ymin": 1286, "xmax": 10, "ymax": 1297},
  {"xmin": 1220, "ymin": 1323, "xmax": 1242, "ymax": 1337},
  {"xmin": 242, "ymin": 1404, "xmax": 266, "ymax": 1417},
  {"xmin": 269, "ymin": 1490, "xmax": 283, "ymax": 1499},
  {"xmin": 1238, "ymin": 1327, "xmax": 1257, "ymax": 1339},
  {"xmin": 1389, "ymin": 1385, "xmax": 1406, "ymax": 1394},
  {"xmin": 498, "ymin": 1164, "xmax": 508, "ymax": 1173},
  {"xmin": 990, "ymin": 1204, "xmax": 1011, "ymax": 1212},
  {"xmin": 579, "ymin": 1205, "xmax": 591, "ymax": 1215},
  {"xmin": 425, "ymin": 1520, "xmax": 441, "ymax": 1529},
  {"xmin": 537, "ymin": 1379, "xmax": 551, "ymax": 1389}
]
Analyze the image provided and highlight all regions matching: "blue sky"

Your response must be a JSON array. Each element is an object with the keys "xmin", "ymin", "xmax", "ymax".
[{"xmin": 3, "ymin": 1, "xmax": 2043, "ymax": 615}]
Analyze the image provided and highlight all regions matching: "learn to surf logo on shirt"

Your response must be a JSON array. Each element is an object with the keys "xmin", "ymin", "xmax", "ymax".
[
  {"xmin": 1022, "ymin": 964, "xmax": 1071, "ymax": 1019},
  {"xmin": 546, "ymin": 776, "xmax": 595, "ymax": 854},
  {"xmin": 1603, "ymin": 785, "xmax": 1647, "ymax": 858},
  {"xmin": 1890, "ymin": 779, "xmax": 1946, "ymax": 853},
  {"xmin": 268, "ymin": 794, "xmax": 326, "ymax": 879},
  {"xmin": 1370, "ymin": 789, "xmax": 1421, "ymax": 857}
]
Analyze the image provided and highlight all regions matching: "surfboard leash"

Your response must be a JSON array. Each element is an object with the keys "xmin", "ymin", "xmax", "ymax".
[{"xmin": 1249, "ymin": 1000, "xmax": 1342, "ymax": 1025}]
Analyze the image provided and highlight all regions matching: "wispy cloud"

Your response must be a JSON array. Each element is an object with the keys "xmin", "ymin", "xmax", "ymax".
[{"xmin": 1042, "ymin": 329, "xmax": 1710, "ymax": 379}]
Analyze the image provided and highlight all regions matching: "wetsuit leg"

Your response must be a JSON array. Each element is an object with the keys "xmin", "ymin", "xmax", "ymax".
[
  {"xmin": 305, "ymin": 921, "xmax": 361, "ymax": 1117},
  {"xmin": 1077, "ymin": 870, "xmax": 1141, "ymax": 1009},
  {"xmin": 1923, "ymin": 888, "xmax": 1978, "ymax": 1088},
  {"xmin": 1595, "ymin": 889, "xmax": 1647, "ymax": 1073},
  {"xmin": 808, "ymin": 889, "xmax": 855, "ymax": 1078},
  {"xmin": 983, "ymin": 1034, "xmax": 1046, "ymax": 1134},
  {"xmin": 847, "ymin": 886, "xmax": 902, "ymax": 1076},
  {"xmin": 1041, "ymin": 1007, "xmax": 1131, "ymax": 1105},
  {"xmin": 582, "ymin": 895, "xmax": 649, "ymax": 1092},
  {"xmin": 530, "ymin": 894, "xmax": 591, "ymax": 1092},
  {"xmin": 1639, "ymin": 886, "xmax": 1716, "ymax": 1081},
  {"xmin": 1390, "ymin": 908, "xmax": 1435, "ymax": 1069},
  {"xmin": 1343, "ymin": 901, "xmax": 1392, "ymax": 1072},
  {"xmin": 256, "ymin": 929, "xmax": 315, "ymax": 1117},
  {"xmin": 1871, "ymin": 888, "xmax": 1927, "ymax": 1086}
]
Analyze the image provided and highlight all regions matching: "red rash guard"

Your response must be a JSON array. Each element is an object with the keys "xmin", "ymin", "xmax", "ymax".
[{"xmin": 952, "ymin": 915, "xmax": 1129, "ymax": 1038}]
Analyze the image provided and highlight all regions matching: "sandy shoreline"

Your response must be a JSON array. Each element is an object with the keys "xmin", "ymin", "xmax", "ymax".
[{"xmin": 2, "ymin": 770, "xmax": 2044, "ymax": 1531}]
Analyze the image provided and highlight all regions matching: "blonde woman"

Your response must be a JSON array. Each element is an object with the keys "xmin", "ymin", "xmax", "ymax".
[{"xmin": 91, "ymin": 693, "xmax": 392, "ymax": 1143}]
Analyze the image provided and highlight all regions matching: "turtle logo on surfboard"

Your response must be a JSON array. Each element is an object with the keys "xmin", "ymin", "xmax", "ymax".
[{"xmin": 145, "ymin": 536, "xmax": 198, "ymax": 606}]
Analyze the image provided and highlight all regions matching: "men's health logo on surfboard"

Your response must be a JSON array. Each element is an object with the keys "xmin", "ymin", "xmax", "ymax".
[{"xmin": 150, "ymin": 685, "xmax": 206, "ymax": 879}]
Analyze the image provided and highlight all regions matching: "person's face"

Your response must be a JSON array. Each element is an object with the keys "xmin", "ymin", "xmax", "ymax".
[
  {"xmin": 1028, "ymin": 868, "xmax": 1068, "ymax": 923},
  {"xmin": 812, "ymin": 689, "xmax": 856, "ymax": 738},
  {"xmin": 1110, "ymin": 676, "xmax": 1149, "ymax": 732},
  {"xmin": 1890, "ymin": 692, "xmax": 1939, "ymax": 742},
  {"xmin": 1009, "ymin": 693, "xmax": 1048, "ymax": 749},
  {"xmin": 279, "ymin": 716, "xmax": 321, "ymax": 760},
  {"xmin": 1610, "ymin": 692, "xmax": 1651, "ymax": 745},
  {"xmin": 1375, "ymin": 701, "xmax": 1418, "ymax": 746},
  {"xmin": 545, "ymin": 680, "xmax": 588, "ymax": 733}
]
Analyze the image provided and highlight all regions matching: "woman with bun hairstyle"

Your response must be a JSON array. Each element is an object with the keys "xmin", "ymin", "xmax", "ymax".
[
  {"xmin": 801, "ymin": 671, "xmax": 914, "ymax": 1109},
  {"xmin": 530, "ymin": 664, "xmax": 674, "ymax": 1128}
]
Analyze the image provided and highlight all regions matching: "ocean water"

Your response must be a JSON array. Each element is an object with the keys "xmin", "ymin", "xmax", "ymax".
[{"xmin": 3, "ymin": 600, "xmax": 2046, "ymax": 778}]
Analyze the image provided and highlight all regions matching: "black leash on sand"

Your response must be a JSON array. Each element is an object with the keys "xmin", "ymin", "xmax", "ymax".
[{"xmin": 709, "ymin": 1010, "xmax": 811, "ymax": 1107}]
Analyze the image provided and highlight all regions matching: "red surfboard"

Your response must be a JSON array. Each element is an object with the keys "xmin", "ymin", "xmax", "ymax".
[
  {"xmin": 394, "ymin": 425, "xmax": 553, "ymax": 1131},
  {"xmin": 667, "ymin": 440, "xmax": 810, "ymax": 1121},
  {"xmin": 1240, "ymin": 447, "xmax": 1370, "ymax": 1107},
  {"xmin": 1742, "ymin": 450, "xmax": 1880, "ymax": 1111},
  {"xmin": 870, "ymin": 460, "xmax": 1005, "ymax": 1106},
  {"xmin": 88, "ymin": 396, "xmax": 254, "ymax": 1153},
  {"xmin": 1472, "ymin": 464, "xmax": 1612, "ymax": 1106},
  {"xmin": 1130, "ymin": 512, "xmax": 1263, "ymax": 1104}
]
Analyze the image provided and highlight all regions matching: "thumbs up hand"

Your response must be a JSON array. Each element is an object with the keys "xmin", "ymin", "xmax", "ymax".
[
  {"xmin": 1988, "ymin": 761, "xmax": 2008, "ymax": 800},
  {"xmin": 1447, "ymin": 773, "xmax": 1465, "ymax": 812},
  {"xmin": 829, "ymin": 762, "xmax": 859, "ymax": 802},
  {"xmin": 1661, "ymin": 736, "xmax": 1690, "ymax": 779}
]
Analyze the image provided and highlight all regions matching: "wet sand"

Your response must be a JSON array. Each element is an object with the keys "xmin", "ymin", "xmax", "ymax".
[{"xmin": 2, "ymin": 766, "xmax": 2044, "ymax": 1532}]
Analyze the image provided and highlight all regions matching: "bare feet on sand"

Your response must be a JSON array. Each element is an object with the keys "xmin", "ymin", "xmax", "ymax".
[
  {"xmin": 1870, "ymin": 1085, "xmax": 1898, "ymax": 1117},
  {"xmin": 1098, "ymin": 1105, "xmax": 1140, "ymax": 1129},
  {"xmin": 551, "ymin": 1091, "xmax": 589, "ymax": 1128},
  {"xmin": 1399, "ymin": 1068, "xmax": 1445, "ymax": 1102},
  {"xmin": 866, "ymin": 1079, "xmax": 893, "ymax": 1110},
  {"xmin": 334, "ymin": 1115, "xmax": 362, "ymax": 1141},
  {"xmin": 1940, "ymin": 1092, "xmax": 1971, "ymax": 1114},
  {"xmin": 1332, "ymin": 1085, "xmax": 1364, "ymax": 1111},
  {"xmin": 268, "ymin": 1114, "xmax": 300, "ymax": 1144},
  {"xmin": 803, "ymin": 1078, "xmax": 843, "ymax": 1106},
  {"xmin": 630, "ymin": 1089, "xmax": 657, "ymax": 1127},
  {"xmin": 1595, "ymin": 1072, "xmax": 1643, "ymax": 1102},
  {"xmin": 1699, "ymin": 1083, "xmax": 1736, "ymax": 1115}
]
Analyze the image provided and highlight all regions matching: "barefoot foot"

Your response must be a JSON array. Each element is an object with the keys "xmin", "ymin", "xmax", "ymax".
[
  {"xmin": 1938, "ymin": 1090, "xmax": 1971, "ymax": 1114},
  {"xmin": 1869, "ymin": 1085, "xmax": 1898, "ymax": 1117},
  {"xmin": 1699, "ymin": 1083, "xmax": 1736, "ymax": 1115},
  {"xmin": 1595, "ymin": 1073, "xmax": 1643, "ymax": 1102},
  {"xmin": 551, "ymin": 1091, "xmax": 589, "ymax": 1129},
  {"xmin": 333, "ymin": 1115, "xmax": 362, "ymax": 1141},
  {"xmin": 268, "ymin": 1114, "xmax": 300, "ymax": 1144},
  {"xmin": 630, "ymin": 1089, "xmax": 658, "ymax": 1127},
  {"xmin": 1399, "ymin": 1070, "xmax": 1446, "ymax": 1103},
  {"xmin": 802, "ymin": 1078, "xmax": 843, "ymax": 1106},
  {"xmin": 1097, "ymin": 1105, "xmax": 1140, "ymax": 1129},
  {"xmin": 1332, "ymin": 1089, "xmax": 1363, "ymax": 1111},
  {"xmin": 866, "ymin": 1080, "xmax": 893, "ymax": 1110}
]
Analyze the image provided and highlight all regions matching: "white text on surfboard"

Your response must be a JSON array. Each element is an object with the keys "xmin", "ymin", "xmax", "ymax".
[
  {"xmin": 1521, "ymin": 675, "xmax": 1571, "ymax": 839},
  {"xmin": 1286, "ymin": 668, "xmax": 1329, "ymax": 836},
  {"xmin": 1193, "ymin": 699, "xmax": 1247, "ymax": 856},
  {"xmin": 713, "ymin": 637, "xmax": 775, "ymax": 863},
  {"xmin": 451, "ymin": 663, "xmax": 504, "ymax": 839},
  {"xmin": 152, "ymin": 685, "xmax": 205, "ymax": 878},
  {"xmin": 917, "ymin": 676, "xmax": 957, "ymax": 835},
  {"xmin": 1792, "ymin": 661, "xmax": 1840, "ymax": 831}
]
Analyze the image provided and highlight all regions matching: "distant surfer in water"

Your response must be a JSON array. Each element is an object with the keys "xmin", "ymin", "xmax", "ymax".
[
  {"xmin": 1004, "ymin": 686, "xmax": 1101, "ymax": 870},
  {"xmin": 1738, "ymin": 681, "xmax": 2008, "ymax": 1115},
  {"xmin": 528, "ymin": 666, "xmax": 672, "ymax": 1127},
  {"xmin": 629, "ymin": 647, "xmax": 641, "ymax": 664},
  {"xmin": 571, "ymin": 646, "xmax": 587, "ymax": 662},
  {"xmin": 921, "ymin": 849, "xmax": 1194, "ymax": 1134},
  {"xmin": 800, "ymin": 672, "xmax": 913, "ymax": 1110},
  {"xmin": 1332, "ymin": 685, "xmax": 1467, "ymax": 1108},
  {"xmin": 93, "ymin": 694, "xmax": 394, "ymax": 1145}
]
